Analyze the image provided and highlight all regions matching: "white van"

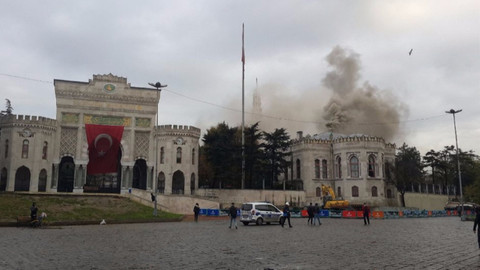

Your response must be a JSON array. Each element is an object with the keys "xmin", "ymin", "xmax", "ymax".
[{"xmin": 240, "ymin": 202, "xmax": 283, "ymax": 226}]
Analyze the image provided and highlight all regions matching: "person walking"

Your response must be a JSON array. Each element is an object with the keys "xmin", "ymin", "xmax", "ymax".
[
  {"xmin": 193, "ymin": 203, "xmax": 200, "ymax": 222},
  {"xmin": 228, "ymin": 203, "xmax": 238, "ymax": 229},
  {"xmin": 362, "ymin": 202, "xmax": 370, "ymax": 225},
  {"xmin": 281, "ymin": 202, "xmax": 293, "ymax": 228},
  {"xmin": 313, "ymin": 203, "xmax": 322, "ymax": 225},
  {"xmin": 307, "ymin": 203, "xmax": 314, "ymax": 225},
  {"xmin": 473, "ymin": 207, "xmax": 480, "ymax": 249}
]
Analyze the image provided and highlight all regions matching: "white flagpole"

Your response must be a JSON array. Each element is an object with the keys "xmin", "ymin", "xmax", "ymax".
[{"xmin": 241, "ymin": 23, "xmax": 245, "ymax": 189}]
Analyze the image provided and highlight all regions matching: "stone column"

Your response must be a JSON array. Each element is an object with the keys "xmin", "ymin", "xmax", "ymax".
[{"xmin": 51, "ymin": 163, "xmax": 59, "ymax": 189}]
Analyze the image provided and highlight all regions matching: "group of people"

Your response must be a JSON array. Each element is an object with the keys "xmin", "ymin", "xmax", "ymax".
[
  {"xmin": 306, "ymin": 202, "xmax": 322, "ymax": 226},
  {"xmin": 193, "ymin": 202, "xmax": 238, "ymax": 229}
]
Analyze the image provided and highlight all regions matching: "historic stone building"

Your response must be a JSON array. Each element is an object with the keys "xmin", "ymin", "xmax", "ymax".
[
  {"xmin": 0, "ymin": 74, "xmax": 200, "ymax": 195},
  {"xmin": 290, "ymin": 131, "xmax": 397, "ymax": 207}
]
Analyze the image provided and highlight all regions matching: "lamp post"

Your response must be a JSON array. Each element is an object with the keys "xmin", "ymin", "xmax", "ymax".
[
  {"xmin": 445, "ymin": 109, "xmax": 464, "ymax": 221},
  {"xmin": 149, "ymin": 82, "xmax": 167, "ymax": 216}
]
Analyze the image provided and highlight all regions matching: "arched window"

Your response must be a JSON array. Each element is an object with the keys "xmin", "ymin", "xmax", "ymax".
[
  {"xmin": 337, "ymin": 186, "xmax": 342, "ymax": 197},
  {"xmin": 368, "ymin": 154, "xmax": 376, "ymax": 177},
  {"xmin": 352, "ymin": 186, "xmax": 359, "ymax": 197},
  {"xmin": 322, "ymin": 159, "xmax": 328, "ymax": 179},
  {"xmin": 371, "ymin": 186, "xmax": 378, "ymax": 197},
  {"xmin": 387, "ymin": 189, "xmax": 393, "ymax": 198},
  {"xmin": 190, "ymin": 173, "xmax": 196, "ymax": 195},
  {"xmin": 4, "ymin": 140, "xmax": 8, "ymax": 158},
  {"xmin": 22, "ymin": 140, "xmax": 29, "ymax": 159},
  {"xmin": 316, "ymin": 187, "xmax": 321, "ymax": 197},
  {"xmin": 0, "ymin": 168, "xmax": 7, "ymax": 191},
  {"xmin": 160, "ymin": 147, "xmax": 165, "ymax": 164},
  {"xmin": 38, "ymin": 169, "xmax": 47, "ymax": 192},
  {"xmin": 157, "ymin": 172, "xmax": 165, "ymax": 194},
  {"xmin": 176, "ymin": 147, "xmax": 182, "ymax": 164},
  {"xmin": 335, "ymin": 156, "xmax": 342, "ymax": 179},
  {"xmin": 42, "ymin": 142, "xmax": 48, "ymax": 160},
  {"xmin": 192, "ymin": 148, "xmax": 195, "ymax": 165},
  {"xmin": 314, "ymin": 159, "xmax": 320, "ymax": 178},
  {"xmin": 296, "ymin": 159, "xmax": 301, "ymax": 179},
  {"xmin": 349, "ymin": 156, "xmax": 359, "ymax": 178}
]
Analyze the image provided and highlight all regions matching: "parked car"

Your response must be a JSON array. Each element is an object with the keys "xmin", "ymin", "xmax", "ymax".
[{"xmin": 240, "ymin": 202, "xmax": 283, "ymax": 226}]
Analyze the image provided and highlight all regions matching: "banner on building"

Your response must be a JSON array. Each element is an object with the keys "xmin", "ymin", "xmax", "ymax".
[{"xmin": 85, "ymin": 124, "xmax": 124, "ymax": 174}]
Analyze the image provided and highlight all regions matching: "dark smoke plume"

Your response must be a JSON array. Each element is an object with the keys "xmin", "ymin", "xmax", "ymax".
[{"xmin": 322, "ymin": 46, "xmax": 408, "ymax": 140}]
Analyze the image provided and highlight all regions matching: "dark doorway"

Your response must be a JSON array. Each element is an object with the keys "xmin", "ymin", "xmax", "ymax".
[
  {"xmin": 14, "ymin": 166, "xmax": 30, "ymax": 191},
  {"xmin": 58, "ymin": 156, "xmax": 74, "ymax": 192},
  {"xmin": 132, "ymin": 159, "xmax": 147, "ymax": 190},
  {"xmin": 172, "ymin": 170, "xmax": 185, "ymax": 194},
  {"xmin": 85, "ymin": 148, "xmax": 122, "ymax": 193},
  {"xmin": 0, "ymin": 168, "xmax": 6, "ymax": 191}
]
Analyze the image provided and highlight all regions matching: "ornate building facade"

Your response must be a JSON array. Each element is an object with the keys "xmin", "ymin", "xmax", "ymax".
[
  {"xmin": 0, "ymin": 74, "xmax": 200, "ymax": 195},
  {"xmin": 289, "ymin": 131, "xmax": 397, "ymax": 206}
]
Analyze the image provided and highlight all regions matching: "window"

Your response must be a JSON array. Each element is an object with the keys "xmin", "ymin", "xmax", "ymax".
[
  {"xmin": 22, "ymin": 140, "xmax": 29, "ymax": 159},
  {"xmin": 316, "ymin": 187, "xmax": 321, "ymax": 197},
  {"xmin": 335, "ymin": 156, "xmax": 342, "ymax": 179},
  {"xmin": 372, "ymin": 186, "xmax": 378, "ymax": 197},
  {"xmin": 42, "ymin": 142, "xmax": 48, "ymax": 160},
  {"xmin": 190, "ymin": 174, "xmax": 196, "ymax": 195},
  {"xmin": 296, "ymin": 159, "xmax": 301, "ymax": 179},
  {"xmin": 368, "ymin": 154, "xmax": 376, "ymax": 177},
  {"xmin": 387, "ymin": 189, "xmax": 393, "ymax": 198},
  {"xmin": 352, "ymin": 186, "xmax": 359, "ymax": 197},
  {"xmin": 322, "ymin": 159, "xmax": 328, "ymax": 179},
  {"xmin": 176, "ymin": 147, "xmax": 182, "ymax": 164},
  {"xmin": 314, "ymin": 159, "xmax": 320, "ymax": 178},
  {"xmin": 160, "ymin": 147, "xmax": 164, "ymax": 164},
  {"xmin": 192, "ymin": 148, "xmax": 195, "ymax": 165},
  {"xmin": 349, "ymin": 156, "xmax": 359, "ymax": 178},
  {"xmin": 4, "ymin": 140, "xmax": 8, "ymax": 158},
  {"xmin": 337, "ymin": 187, "xmax": 342, "ymax": 197},
  {"xmin": 157, "ymin": 172, "xmax": 165, "ymax": 194}
]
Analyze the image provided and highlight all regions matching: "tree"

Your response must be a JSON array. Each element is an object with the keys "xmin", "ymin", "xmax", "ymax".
[
  {"xmin": 393, "ymin": 143, "xmax": 424, "ymax": 207},
  {"xmin": 243, "ymin": 122, "xmax": 267, "ymax": 189},
  {"xmin": 423, "ymin": 149, "xmax": 440, "ymax": 184},
  {"xmin": 0, "ymin": 99, "xmax": 13, "ymax": 116},
  {"xmin": 262, "ymin": 128, "xmax": 291, "ymax": 189},
  {"xmin": 201, "ymin": 122, "xmax": 241, "ymax": 188}
]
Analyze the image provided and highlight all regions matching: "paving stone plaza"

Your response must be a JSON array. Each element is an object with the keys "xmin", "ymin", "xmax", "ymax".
[{"xmin": 0, "ymin": 217, "xmax": 479, "ymax": 270}]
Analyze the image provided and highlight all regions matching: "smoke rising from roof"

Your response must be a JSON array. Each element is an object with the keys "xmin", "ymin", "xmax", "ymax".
[
  {"xmin": 321, "ymin": 46, "xmax": 408, "ymax": 140},
  {"xmin": 208, "ymin": 46, "xmax": 408, "ymax": 141}
]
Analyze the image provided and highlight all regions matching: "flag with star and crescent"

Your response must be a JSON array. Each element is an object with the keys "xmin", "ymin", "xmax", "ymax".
[{"xmin": 85, "ymin": 124, "xmax": 124, "ymax": 174}]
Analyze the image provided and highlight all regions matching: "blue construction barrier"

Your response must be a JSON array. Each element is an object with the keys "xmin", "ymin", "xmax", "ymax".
[
  {"xmin": 206, "ymin": 209, "xmax": 220, "ymax": 216},
  {"xmin": 199, "ymin": 209, "xmax": 208, "ymax": 215},
  {"xmin": 320, "ymin": 210, "xmax": 330, "ymax": 217}
]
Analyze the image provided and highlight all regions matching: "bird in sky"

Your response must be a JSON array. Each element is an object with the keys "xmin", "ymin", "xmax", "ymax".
[
  {"xmin": 409, "ymin": 49, "xmax": 413, "ymax": 55},
  {"xmin": 148, "ymin": 82, "xmax": 168, "ymax": 89}
]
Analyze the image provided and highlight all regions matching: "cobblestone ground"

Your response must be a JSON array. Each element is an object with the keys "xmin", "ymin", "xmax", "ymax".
[{"xmin": 0, "ymin": 217, "xmax": 479, "ymax": 270}]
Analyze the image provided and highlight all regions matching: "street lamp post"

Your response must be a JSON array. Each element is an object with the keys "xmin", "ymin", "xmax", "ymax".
[
  {"xmin": 149, "ymin": 82, "xmax": 167, "ymax": 216},
  {"xmin": 445, "ymin": 109, "xmax": 464, "ymax": 221}
]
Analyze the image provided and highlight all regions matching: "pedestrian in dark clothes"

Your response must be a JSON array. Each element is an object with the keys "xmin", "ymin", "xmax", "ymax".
[
  {"xmin": 362, "ymin": 202, "xmax": 370, "ymax": 225},
  {"xmin": 30, "ymin": 202, "xmax": 38, "ymax": 222},
  {"xmin": 307, "ymin": 203, "xmax": 314, "ymax": 225},
  {"xmin": 193, "ymin": 203, "xmax": 200, "ymax": 222},
  {"xmin": 313, "ymin": 203, "xmax": 322, "ymax": 225},
  {"xmin": 473, "ymin": 207, "xmax": 480, "ymax": 249},
  {"xmin": 228, "ymin": 203, "xmax": 238, "ymax": 229},
  {"xmin": 281, "ymin": 202, "xmax": 292, "ymax": 228}
]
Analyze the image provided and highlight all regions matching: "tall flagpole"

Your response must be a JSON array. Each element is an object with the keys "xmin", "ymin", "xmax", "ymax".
[{"xmin": 241, "ymin": 23, "xmax": 245, "ymax": 189}]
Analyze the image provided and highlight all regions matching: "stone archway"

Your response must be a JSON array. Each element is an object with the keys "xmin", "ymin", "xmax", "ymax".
[
  {"xmin": 132, "ymin": 159, "xmax": 147, "ymax": 190},
  {"xmin": 172, "ymin": 170, "xmax": 185, "ymax": 194},
  {"xmin": 58, "ymin": 156, "xmax": 75, "ymax": 192},
  {"xmin": 14, "ymin": 166, "xmax": 30, "ymax": 191}
]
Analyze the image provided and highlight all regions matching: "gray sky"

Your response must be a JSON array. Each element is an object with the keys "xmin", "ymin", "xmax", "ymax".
[{"xmin": 1, "ymin": 0, "xmax": 479, "ymax": 156}]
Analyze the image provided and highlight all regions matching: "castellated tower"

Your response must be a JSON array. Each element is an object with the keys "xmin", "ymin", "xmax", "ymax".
[
  {"xmin": 155, "ymin": 125, "xmax": 201, "ymax": 195},
  {"xmin": 0, "ymin": 114, "xmax": 57, "ymax": 192}
]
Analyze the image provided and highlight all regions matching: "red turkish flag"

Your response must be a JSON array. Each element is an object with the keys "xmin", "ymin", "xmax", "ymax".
[{"xmin": 85, "ymin": 124, "xmax": 124, "ymax": 174}]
